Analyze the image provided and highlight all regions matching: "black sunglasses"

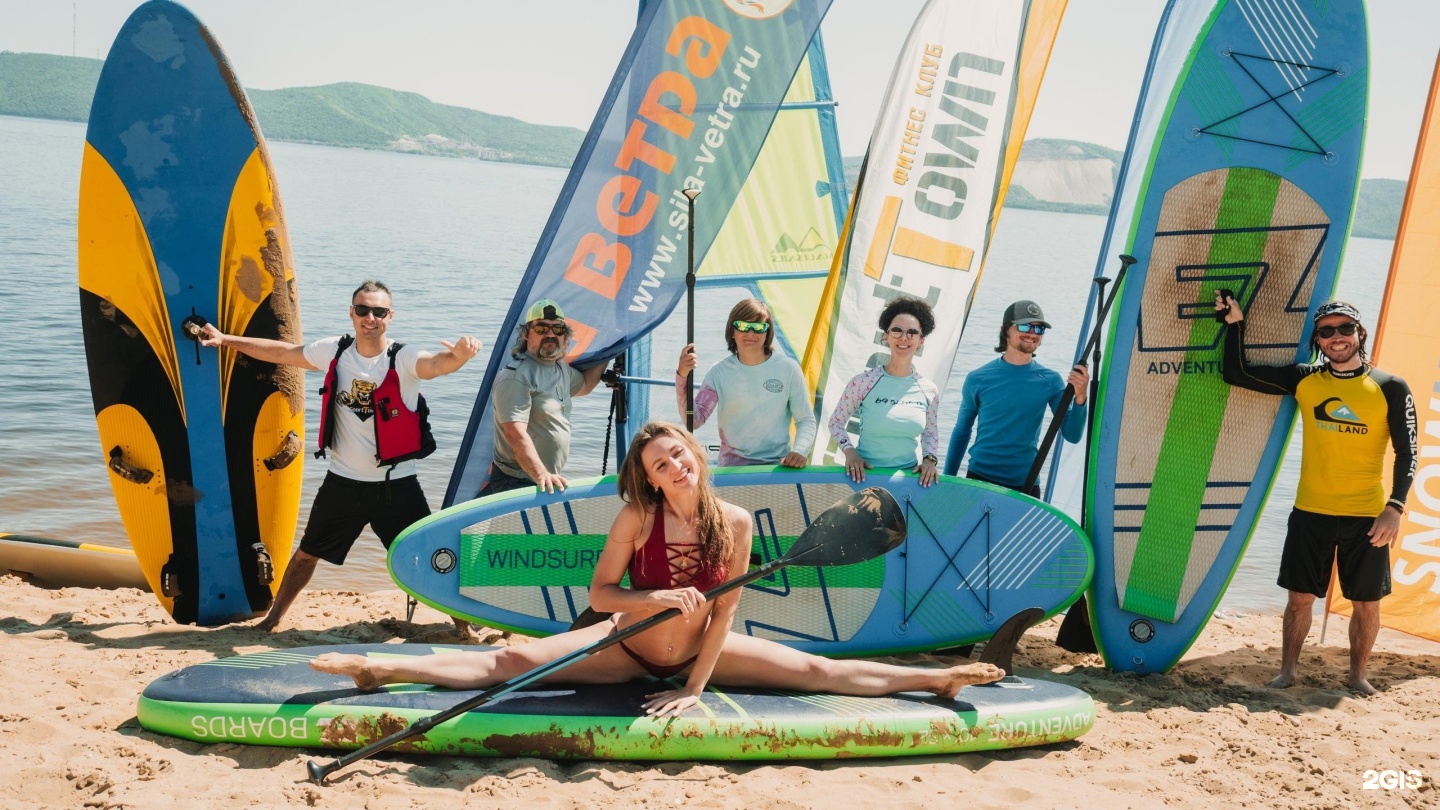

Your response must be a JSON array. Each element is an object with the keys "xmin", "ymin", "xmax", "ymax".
[
  {"xmin": 352, "ymin": 304, "xmax": 391, "ymax": 318},
  {"xmin": 1315, "ymin": 323, "xmax": 1358, "ymax": 339}
]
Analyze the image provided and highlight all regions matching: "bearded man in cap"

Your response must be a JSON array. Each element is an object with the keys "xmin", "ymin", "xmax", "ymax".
[
  {"xmin": 1218, "ymin": 295, "xmax": 1416, "ymax": 695},
  {"xmin": 944, "ymin": 300, "xmax": 1089, "ymax": 496},
  {"xmin": 484, "ymin": 299, "xmax": 606, "ymax": 496}
]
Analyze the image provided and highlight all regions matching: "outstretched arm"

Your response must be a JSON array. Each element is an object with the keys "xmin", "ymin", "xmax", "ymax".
[
  {"xmin": 414, "ymin": 336, "xmax": 481, "ymax": 380},
  {"xmin": 198, "ymin": 323, "xmax": 317, "ymax": 370}
]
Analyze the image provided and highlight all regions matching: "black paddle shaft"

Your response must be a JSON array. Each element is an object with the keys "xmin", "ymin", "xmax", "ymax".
[
  {"xmin": 1022, "ymin": 254, "xmax": 1137, "ymax": 492},
  {"xmin": 682, "ymin": 189, "xmax": 700, "ymax": 432},
  {"xmin": 307, "ymin": 487, "xmax": 905, "ymax": 785}
]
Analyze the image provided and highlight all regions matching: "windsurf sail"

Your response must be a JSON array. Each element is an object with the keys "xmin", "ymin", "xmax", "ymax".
[
  {"xmin": 800, "ymin": 0, "xmax": 1069, "ymax": 465},
  {"xmin": 445, "ymin": 0, "xmax": 835, "ymax": 505},
  {"xmin": 622, "ymin": 34, "xmax": 850, "ymax": 448},
  {"xmin": 1327, "ymin": 52, "xmax": 1440, "ymax": 643}
]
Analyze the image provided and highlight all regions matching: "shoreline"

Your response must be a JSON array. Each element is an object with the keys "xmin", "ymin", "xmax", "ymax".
[{"xmin": 2, "ymin": 576, "xmax": 1436, "ymax": 808}]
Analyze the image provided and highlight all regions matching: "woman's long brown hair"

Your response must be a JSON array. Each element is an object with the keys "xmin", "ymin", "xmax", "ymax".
[{"xmin": 616, "ymin": 422, "xmax": 733, "ymax": 577}]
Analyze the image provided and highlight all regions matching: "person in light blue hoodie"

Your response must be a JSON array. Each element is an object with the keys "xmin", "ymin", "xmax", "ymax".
[
  {"xmin": 675, "ymin": 298, "xmax": 816, "ymax": 467},
  {"xmin": 944, "ymin": 300, "xmax": 1088, "ymax": 496}
]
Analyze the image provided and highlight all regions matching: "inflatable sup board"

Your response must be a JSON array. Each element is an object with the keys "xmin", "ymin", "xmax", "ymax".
[
  {"xmin": 79, "ymin": 0, "xmax": 304, "ymax": 625},
  {"xmin": 1073, "ymin": 0, "xmax": 1367, "ymax": 672},
  {"xmin": 137, "ymin": 643, "xmax": 1095, "ymax": 760},
  {"xmin": 0, "ymin": 533, "xmax": 148, "ymax": 591},
  {"xmin": 390, "ymin": 468, "xmax": 1092, "ymax": 656}
]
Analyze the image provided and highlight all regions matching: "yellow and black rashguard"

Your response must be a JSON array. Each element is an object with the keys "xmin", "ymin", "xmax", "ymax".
[{"xmin": 1222, "ymin": 322, "xmax": 1417, "ymax": 518}]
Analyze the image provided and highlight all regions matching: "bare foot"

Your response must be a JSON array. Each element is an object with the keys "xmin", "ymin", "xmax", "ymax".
[
  {"xmin": 935, "ymin": 662, "xmax": 1006, "ymax": 698},
  {"xmin": 1347, "ymin": 676, "xmax": 1377, "ymax": 696},
  {"xmin": 311, "ymin": 653, "xmax": 382, "ymax": 691},
  {"xmin": 1268, "ymin": 673, "xmax": 1295, "ymax": 689},
  {"xmin": 254, "ymin": 617, "xmax": 278, "ymax": 633}
]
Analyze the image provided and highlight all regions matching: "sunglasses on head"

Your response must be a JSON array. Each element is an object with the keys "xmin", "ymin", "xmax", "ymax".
[
  {"xmin": 1315, "ymin": 322, "xmax": 1358, "ymax": 339},
  {"xmin": 529, "ymin": 322, "xmax": 569, "ymax": 336},
  {"xmin": 1015, "ymin": 323, "xmax": 1047, "ymax": 335},
  {"xmin": 352, "ymin": 304, "xmax": 391, "ymax": 318},
  {"xmin": 732, "ymin": 320, "xmax": 770, "ymax": 333},
  {"xmin": 886, "ymin": 326, "xmax": 923, "ymax": 338}
]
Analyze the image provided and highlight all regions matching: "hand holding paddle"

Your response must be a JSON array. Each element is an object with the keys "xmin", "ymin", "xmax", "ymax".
[
  {"xmin": 305, "ymin": 486, "xmax": 906, "ymax": 786},
  {"xmin": 1023, "ymin": 254, "xmax": 1137, "ymax": 492}
]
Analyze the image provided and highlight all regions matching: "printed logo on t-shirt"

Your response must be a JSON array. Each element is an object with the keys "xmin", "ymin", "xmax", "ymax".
[
  {"xmin": 1313, "ymin": 397, "xmax": 1367, "ymax": 434},
  {"xmin": 763, "ymin": 378, "xmax": 784, "ymax": 393},
  {"xmin": 338, "ymin": 379, "xmax": 378, "ymax": 421}
]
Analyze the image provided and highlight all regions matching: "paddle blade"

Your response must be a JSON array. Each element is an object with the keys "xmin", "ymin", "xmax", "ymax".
[{"xmin": 779, "ymin": 487, "xmax": 905, "ymax": 567}]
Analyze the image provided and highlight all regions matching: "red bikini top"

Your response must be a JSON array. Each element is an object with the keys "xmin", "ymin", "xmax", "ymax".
[{"xmin": 628, "ymin": 509, "xmax": 727, "ymax": 592}]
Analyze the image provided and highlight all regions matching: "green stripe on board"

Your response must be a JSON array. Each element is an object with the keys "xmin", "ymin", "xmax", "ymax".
[
  {"xmin": 459, "ymin": 531, "xmax": 886, "ymax": 588},
  {"xmin": 1123, "ymin": 167, "xmax": 1282, "ymax": 620}
]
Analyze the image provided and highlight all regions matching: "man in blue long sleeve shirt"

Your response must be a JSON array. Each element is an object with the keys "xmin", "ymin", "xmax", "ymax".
[{"xmin": 944, "ymin": 300, "xmax": 1089, "ymax": 496}]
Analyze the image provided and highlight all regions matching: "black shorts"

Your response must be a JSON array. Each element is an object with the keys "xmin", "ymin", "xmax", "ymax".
[
  {"xmin": 298, "ymin": 472, "xmax": 431, "ymax": 565},
  {"xmin": 965, "ymin": 469, "xmax": 1040, "ymax": 498},
  {"xmin": 1278, "ymin": 507, "xmax": 1391, "ymax": 601}
]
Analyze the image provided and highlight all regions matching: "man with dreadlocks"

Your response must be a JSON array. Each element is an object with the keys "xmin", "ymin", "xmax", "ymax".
[{"xmin": 1217, "ymin": 295, "xmax": 1416, "ymax": 695}]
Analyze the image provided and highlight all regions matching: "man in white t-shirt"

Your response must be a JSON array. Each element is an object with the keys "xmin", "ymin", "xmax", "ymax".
[{"xmin": 199, "ymin": 281, "xmax": 480, "ymax": 633}]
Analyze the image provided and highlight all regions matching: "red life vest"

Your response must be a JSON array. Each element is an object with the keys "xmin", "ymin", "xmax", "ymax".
[{"xmin": 316, "ymin": 336, "xmax": 436, "ymax": 468}]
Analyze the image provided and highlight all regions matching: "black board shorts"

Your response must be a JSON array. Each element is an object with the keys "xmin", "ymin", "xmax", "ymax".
[
  {"xmin": 299, "ymin": 472, "xmax": 431, "ymax": 565},
  {"xmin": 1279, "ymin": 507, "xmax": 1391, "ymax": 601}
]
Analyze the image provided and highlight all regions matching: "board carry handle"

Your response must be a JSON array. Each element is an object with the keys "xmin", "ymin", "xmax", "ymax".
[
  {"xmin": 107, "ymin": 446, "xmax": 154, "ymax": 485},
  {"xmin": 263, "ymin": 430, "xmax": 302, "ymax": 471},
  {"xmin": 180, "ymin": 314, "xmax": 208, "ymax": 365},
  {"xmin": 306, "ymin": 486, "xmax": 907, "ymax": 785},
  {"xmin": 1023, "ymin": 254, "xmax": 1137, "ymax": 492},
  {"xmin": 1212, "ymin": 288, "xmax": 1237, "ymax": 323}
]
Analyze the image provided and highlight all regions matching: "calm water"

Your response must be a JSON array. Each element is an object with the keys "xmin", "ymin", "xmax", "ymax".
[{"xmin": 0, "ymin": 114, "xmax": 1396, "ymax": 612}]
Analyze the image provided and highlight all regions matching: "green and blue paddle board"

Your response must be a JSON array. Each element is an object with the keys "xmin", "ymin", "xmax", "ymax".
[
  {"xmin": 1061, "ymin": 0, "xmax": 1367, "ymax": 673},
  {"xmin": 390, "ymin": 468, "xmax": 1093, "ymax": 656},
  {"xmin": 79, "ymin": 1, "xmax": 304, "ymax": 625},
  {"xmin": 137, "ymin": 643, "xmax": 1095, "ymax": 760}
]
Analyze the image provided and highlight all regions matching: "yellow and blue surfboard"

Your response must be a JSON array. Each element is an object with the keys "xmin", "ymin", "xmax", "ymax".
[{"xmin": 78, "ymin": 0, "xmax": 303, "ymax": 625}]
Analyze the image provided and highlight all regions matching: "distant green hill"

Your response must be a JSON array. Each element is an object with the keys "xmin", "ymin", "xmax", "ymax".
[
  {"xmin": 0, "ymin": 50, "xmax": 1409, "ymax": 229},
  {"xmin": 0, "ymin": 51, "xmax": 583, "ymax": 168},
  {"xmin": 846, "ymin": 138, "xmax": 1403, "ymax": 232}
]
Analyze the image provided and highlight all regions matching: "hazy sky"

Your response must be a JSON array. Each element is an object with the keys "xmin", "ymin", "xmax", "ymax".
[{"xmin": 2, "ymin": 0, "xmax": 1435, "ymax": 179}]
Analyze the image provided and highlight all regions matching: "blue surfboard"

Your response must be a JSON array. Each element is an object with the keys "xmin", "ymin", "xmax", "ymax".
[
  {"xmin": 79, "ymin": 0, "xmax": 305, "ymax": 625},
  {"xmin": 389, "ymin": 468, "xmax": 1092, "ymax": 656},
  {"xmin": 1062, "ymin": 0, "xmax": 1367, "ymax": 673}
]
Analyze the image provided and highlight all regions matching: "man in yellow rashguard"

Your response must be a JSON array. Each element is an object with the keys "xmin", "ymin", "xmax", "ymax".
[{"xmin": 1217, "ymin": 296, "xmax": 1416, "ymax": 695}]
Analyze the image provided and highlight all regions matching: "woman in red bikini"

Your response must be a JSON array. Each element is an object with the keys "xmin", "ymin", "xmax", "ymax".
[{"xmin": 312, "ymin": 422, "xmax": 1004, "ymax": 717}]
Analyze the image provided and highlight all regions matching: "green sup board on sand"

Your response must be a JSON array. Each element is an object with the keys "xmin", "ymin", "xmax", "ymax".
[{"xmin": 138, "ymin": 644, "xmax": 1095, "ymax": 760}]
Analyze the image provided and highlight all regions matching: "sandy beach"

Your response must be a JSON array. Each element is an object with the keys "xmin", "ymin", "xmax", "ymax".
[{"xmin": 2, "ymin": 575, "xmax": 1436, "ymax": 810}]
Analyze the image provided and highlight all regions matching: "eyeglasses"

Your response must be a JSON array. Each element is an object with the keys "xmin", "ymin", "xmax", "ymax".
[
  {"xmin": 352, "ymin": 304, "xmax": 391, "ymax": 318},
  {"xmin": 886, "ymin": 327, "xmax": 923, "ymax": 338},
  {"xmin": 529, "ymin": 322, "xmax": 569, "ymax": 336},
  {"xmin": 1315, "ymin": 323, "xmax": 1358, "ymax": 339},
  {"xmin": 732, "ymin": 320, "xmax": 770, "ymax": 333},
  {"xmin": 1015, "ymin": 323, "xmax": 1048, "ymax": 335}
]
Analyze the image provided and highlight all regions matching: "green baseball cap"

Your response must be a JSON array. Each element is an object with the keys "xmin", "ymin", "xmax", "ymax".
[{"xmin": 525, "ymin": 299, "xmax": 565, "ymax": 322}]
